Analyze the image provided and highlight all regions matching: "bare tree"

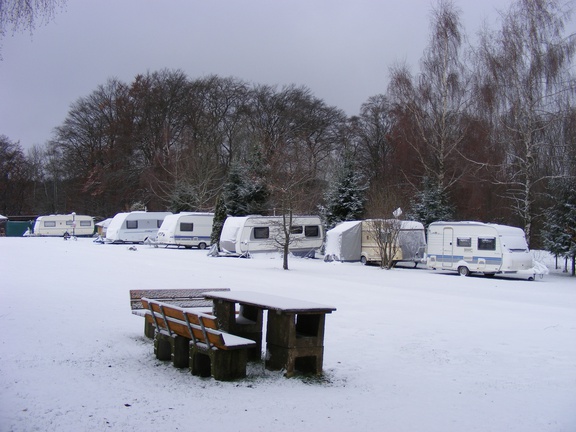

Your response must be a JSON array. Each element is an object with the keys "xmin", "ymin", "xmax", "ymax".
[
  {"xmin": 475, "ymin": 0, "xmax": 576, "ymax": 243},
  {"xmin": 246, "ymin": 84, "xmax": 345, "ymax": 214},
  {"xmin": 26, "ymin": 144, "xmax": 48, "ymax": 211},
  {"xmin": 366, "ymin": 218, "xmax": 402, "ymax": 269},
  {"xmin": 388, "ymin": 0, "xmax": 472, "ymax": 198},
  {"xmin": 273, "ymin": 211, "xmax": 295, "ymax": 270},
  {"xmin": 0, "ymin": 0, "xmax": 65, "ymax": 57},
  {"xmin": 52, "ymin": 78, "xmax": 137, "ymax": 215},
  {"xmin": 0, "ymin": 135, "xmax": 31, "ymax": 214},
  {"xmin": 269, "ymin": 170, "xmax": 316, "ymax": 270}
]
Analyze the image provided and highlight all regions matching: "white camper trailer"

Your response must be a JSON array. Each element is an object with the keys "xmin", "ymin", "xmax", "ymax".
[
  {"xmin": 426, "ymin": 221, "xmax": 535, "ymax": 278},
  {"xmin": 105, "ymin": 211, "xmax": 172, "ymax": 244},
  {"xmin": 219, "ymin": 215, "xmax": 324, "ymax": 257},
  {"xmin": 33, "ymin": 214, "xmax": 95, "ymax": 237},
  {"xmin": 156, "ymin": 212, "xmax": 214, "ymax": 249},
  {"xmin": 324, "ymin": 219, "xmax": 426, "ymax": 266}
]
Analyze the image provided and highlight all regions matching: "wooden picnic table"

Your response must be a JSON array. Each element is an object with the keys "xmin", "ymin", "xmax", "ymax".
[{"xmin": 203, "ymin": 291, "xmax": 336, "ymax": 377}]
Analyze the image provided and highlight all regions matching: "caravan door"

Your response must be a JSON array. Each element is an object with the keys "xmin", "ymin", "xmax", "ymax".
[{"xmin": 442, "ymin": 227, "xmax": 454, "ymax": 268}]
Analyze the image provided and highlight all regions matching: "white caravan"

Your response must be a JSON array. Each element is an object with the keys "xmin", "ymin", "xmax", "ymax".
[
  {"xmin": 324, "ymin": 219, "xmax": 426, "ymax": 266},
  {"xmin": 105, "ymin": 211, "xmax": 172, "ymax": 244},
  {"xmin": 33, "ymin": 214, "xmax": 95, "ymax": 237},
  {"xmin": 156, "ymin": 212, "xmax": 214, "ymax": 249},
  {"xmin": 219, "ymin": 215, "xmax": 324, "ymax": 257},
  {"xmin": 426, "ymin": 221, "xmax": 535, "ymax": 278}
]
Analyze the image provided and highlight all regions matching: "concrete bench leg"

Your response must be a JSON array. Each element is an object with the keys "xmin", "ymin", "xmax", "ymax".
[
  {"xmin": 211, "ymin": 349, "xmax": 248, "ymax": 381},
  {"xmin": 190, "ymin": 347, "xmax": 248, "ymax": 381},
  {"xmin": 144, "ymin": 320, "xmax": 155, "ymax": 339},
  {"xmin": 171, "ymin": 335, "xmax": 190, "ymax": 368},
  {"xmin": 189, "ymin": 348, "xmax": 212, "ymax": 378},
  {"xmin": 266, "ymin": 344, "xmax": 324, "ymax": 377},
  {"xmin": 154, "ymin": 333, "xmax": 172, "ymax": 361}
]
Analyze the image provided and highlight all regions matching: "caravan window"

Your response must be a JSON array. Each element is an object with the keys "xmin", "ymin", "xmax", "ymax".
[
  {"xmin": 157, "ymin": 220, "xmax": 163, "ymax": 228},
  {"xmin": 457, "ymin": 237, "xmax": 472, "ymax": 247},
  {"xmin": 478, "ymin": 237, "xmax": 496, "ymax": 251},
  {"xmin": 80, "ymin": 220, "xmax": 92, "ymax": 227},
  {"xmin": 43, "ymin": 221, "xmax": 56, "ymax": 227},
  {"xmin": 304, "ymin": 225, "xmax": 320, "ymax": 237},
  {"xmin": 253, "ymin": 227, "xmax": 269, "ymax": 239},
  {"xmin": 66, "ymin": 221, "xmax": 73, "ymax": 226},
  {"xmin": 180, "ymin": 222, "xmax": 194, "ymax": 232},
  {"xmin": 126, "ymin": 220, "xmax": 138, "ymax": 229},
  {"xmin": 290, "ymin": 225, "xmax": 303, "ymax": 234}
]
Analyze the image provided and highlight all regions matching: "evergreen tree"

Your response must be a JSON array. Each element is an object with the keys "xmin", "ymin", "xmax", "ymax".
[
  {"xmin": 320, "ymin": 159, "xmax": 367, "ymax": 229},
  {"xmin": 210, "ymin": 194, "xmax": 228, "ymax": 249},
  {"xmin": 222, "ymin": 160, "xmax": 269, "ymax": 216},
  {"xmin": 542, "ymin": 178, "xmax": 576, "ymax": 275},
  {"xmin": 245, "ymin": 149, "xmax": 269, "ymax": 215},
  {"xmin": 407, "ymin": 177, "xmax": 454, "ymax": 228},
  {"xmin": 168, "ymin": 181, "xmax": 199, "ymax": 213},
  {"xmin": 222, "ymin": 163, "xmax": 247, "ymax": 216}
]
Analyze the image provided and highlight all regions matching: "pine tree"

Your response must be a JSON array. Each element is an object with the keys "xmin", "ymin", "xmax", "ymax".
[
  {"xmin": 222, "ymin": 160, "xmax": 269, "ymax": 216},
  {"xmin": 407, "ymin": 177, "xmax": 454, "ymax": 228},
  {"xmin": 320, "ymin": 159, "xmax": 367, "ymax": 229},
  {"xmin": 210, "ymin": 194, "xmax": 228, "ymax": 248},
  {"xmin": 169, "ymin": 181, "xmax": 199, "ymax": 213},
  {"xmin": 542, "ymin": 178, "xmax": 576, "ymax": 275}
]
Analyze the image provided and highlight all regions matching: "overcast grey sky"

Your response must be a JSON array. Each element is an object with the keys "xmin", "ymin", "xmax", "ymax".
[{"xmin": 0, "ymin": 0, "xmax": 524, "ymax": 150}]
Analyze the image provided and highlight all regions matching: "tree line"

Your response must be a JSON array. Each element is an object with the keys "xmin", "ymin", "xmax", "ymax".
[{"xmin": 1, "ymin": 0, "xmax": 575, "ymax": 258}]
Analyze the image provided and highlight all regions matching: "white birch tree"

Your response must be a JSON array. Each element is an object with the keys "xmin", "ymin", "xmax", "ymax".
[{"xmin": 475, "ymin": 0, "xmax": 576, "ymax": 244}]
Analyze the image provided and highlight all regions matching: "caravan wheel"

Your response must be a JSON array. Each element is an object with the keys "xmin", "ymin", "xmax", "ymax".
[
  {"xmin": 458, "ymin": 266, "xmax": 470, "ymax": 277},
  {"xmin": 360, "ymin": 256, "xmax": 368, "ymax": 265},
  {"xmin": 198, "ymin": 242, "xmax": 207, "ymax": 250}
]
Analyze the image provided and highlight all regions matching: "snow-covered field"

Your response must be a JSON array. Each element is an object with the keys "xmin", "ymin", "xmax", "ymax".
[{"xmin": 1, "ymin": 237, "xmax": 575, "ymax": 432}]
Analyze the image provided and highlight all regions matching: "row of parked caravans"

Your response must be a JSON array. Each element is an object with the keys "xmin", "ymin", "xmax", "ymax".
[
  {"xmin": 324, "ymin": 220, "xmax": 535, "ymax": 278},
  {"xmin": 101, "ymin": 212, "xmax": 325, "ymax": 257},
  {"xmin": 104, "ymin": 212, "xmax": 535, "ymax": 278},
  {"xmin": 103, "ymin": 211, "xmax": 214, "ymax": 249},
  {"xmin": 30, "ymin": 211, "xmax": 537, "ymax": 278}
]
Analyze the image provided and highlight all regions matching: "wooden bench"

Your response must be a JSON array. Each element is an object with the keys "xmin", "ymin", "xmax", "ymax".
[
  {"xmin": 141, "ymin": 298, "xmax": 256, "ymax": 381},
  {"xmin": 129, "ymin": 288, "xmax": 230, "ymax": 338}
]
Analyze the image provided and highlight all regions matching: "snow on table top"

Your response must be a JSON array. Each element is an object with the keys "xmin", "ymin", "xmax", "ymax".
[{"xmin": 203, "ymin": 291, "xmax": 336, "ymax": 313}]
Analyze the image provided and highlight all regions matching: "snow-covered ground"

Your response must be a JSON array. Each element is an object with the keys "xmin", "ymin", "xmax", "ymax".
[{"xmin": 1, "ymin": 237, "xmax": 575, "ymax": 432}]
